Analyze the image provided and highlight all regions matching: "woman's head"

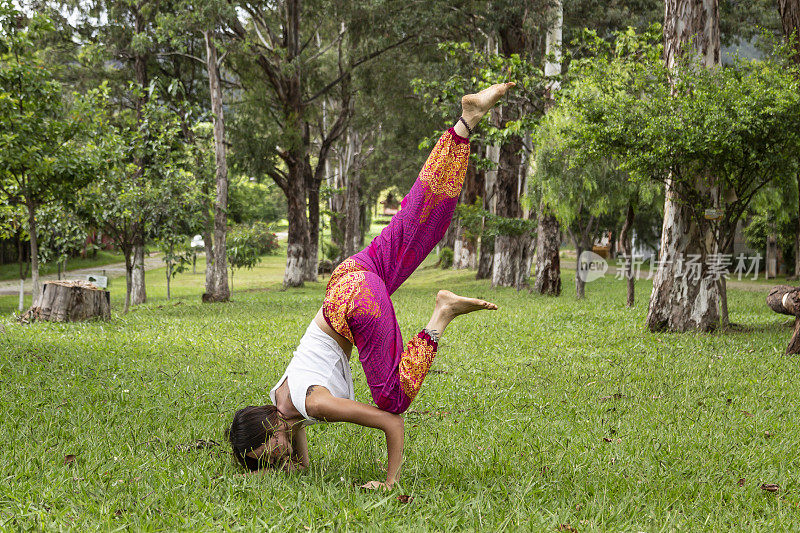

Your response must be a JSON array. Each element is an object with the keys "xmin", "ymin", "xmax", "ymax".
[{"xmin": 227, "ymin": 405, "xmax": 287, "ymax": 471}]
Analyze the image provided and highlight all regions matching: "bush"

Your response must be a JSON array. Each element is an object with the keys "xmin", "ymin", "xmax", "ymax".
[
  {"xmin": 439, "ymin": 247, "xmax": 454, "ymax": 269},
  {"xmin": 321, "ymin": 240, "xmax": 341, "ymax": 262},
  {"xmin": 250, "ymin": 221, "xmax": 280, "ymax": 255},
  {"xmin": 226, "ymin": 225, "xmax": 263, "ymax": 284}
]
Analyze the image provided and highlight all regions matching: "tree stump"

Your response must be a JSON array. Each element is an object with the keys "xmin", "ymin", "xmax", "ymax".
[
  {"xmin": 21, "ymin": 280, "xmax": 110, "ymax": 323},
  {"xmin": 766, "ymin": 285, "xmax": 800, "ymax": 354}
]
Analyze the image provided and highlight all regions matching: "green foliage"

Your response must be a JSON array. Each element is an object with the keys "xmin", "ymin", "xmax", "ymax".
[
  {"xmin": 228, "ymin": 176, "xmax": 287, "ymax": 225},
  {"xmin": 321, "ymin": 240, "xmax": 341, "ymax": 263},
  {"xmin": 558, "ymin": 26, "xmax": 800, "ymax": 250},
  {"xmin": 249, "ymin": 221, "xmax": 280, "ymax": 255},
  {"xmin": 36, "ymin": 203, "xmax": 90, "ymax": 267},
  {"xmin": 160, "ymin": 238, "xmax": 193, "ymax": 279},
  {"xmin": 439, "ymin": 246, "xmax": 454, "ymax": 269},
  {"xmin": 412, "ymin": 40, "xmax": 545, "ymax": 156},
  {"xmin": 0, "ymin": 2, "xmax": 106, "ymax": 217},
  {"xmin": 225, "ymin": 222, "xmax": 279, "ymax": 282},
  {"xmin": 454, "ymin": 200, "xmax": 536, "ymax": 238},
  {"xmin": 743, "ymin": 184, "xmax": 798, "ymax": 266}
]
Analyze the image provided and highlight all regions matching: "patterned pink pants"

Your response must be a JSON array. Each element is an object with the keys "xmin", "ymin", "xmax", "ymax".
[{"xmin": 322, "ymin": 128, "xmax": 470, "ymax": 413}]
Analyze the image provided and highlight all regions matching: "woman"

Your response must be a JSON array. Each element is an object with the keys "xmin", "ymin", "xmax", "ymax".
[{"xmin": 227, "ymin": 82, "xmax": 515, "ymax": 489}]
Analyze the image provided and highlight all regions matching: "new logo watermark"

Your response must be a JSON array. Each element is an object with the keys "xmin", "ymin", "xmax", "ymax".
[
  {"xmin": 577, "ymin": 252, "xmax": 764, "ymax": 282},
  {"xmin": 577, "ymin": 251, "xmax": 608, "ymax": 282}
]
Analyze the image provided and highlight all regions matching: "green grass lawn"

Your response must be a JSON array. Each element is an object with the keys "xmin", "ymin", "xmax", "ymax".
[
  {"xmin": 0, "ymin": 251, "xmax": 125, "ymax": 282},
  {"xmin": 2, "ymin": 252, "xmax": 799, "ymax": 530}
]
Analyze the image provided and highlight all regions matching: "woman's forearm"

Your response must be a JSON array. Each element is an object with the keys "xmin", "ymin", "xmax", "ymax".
[{"xmin": 384, "ymin": 415, "xmax": 404, "ymax": 485}]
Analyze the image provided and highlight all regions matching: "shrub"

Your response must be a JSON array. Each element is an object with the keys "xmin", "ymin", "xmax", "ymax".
[
  {"xmin": 439, "ymin": 247, "xmax": 454, "ymax": 269},
  {"xmin": 321, "ymin": 240, "xmax": 341, "ymax": 262},
  {"xmin": 250, "ymin": 221, "xmax": 280, "ymax": 255}
]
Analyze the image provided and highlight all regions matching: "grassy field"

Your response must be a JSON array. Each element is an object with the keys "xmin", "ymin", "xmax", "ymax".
[{"xmin": 1, "ymin": 251, "xmax": 799, "ymax": 531}]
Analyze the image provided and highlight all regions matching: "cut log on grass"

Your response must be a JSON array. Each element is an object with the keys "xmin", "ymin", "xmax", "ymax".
[
  {"xmin": 767, "ymin": 285, "xmax": 800, "ymax": 354},
  {"xmin": 21, "ymin": 280, "xmax": 110, "ymax": 323}
]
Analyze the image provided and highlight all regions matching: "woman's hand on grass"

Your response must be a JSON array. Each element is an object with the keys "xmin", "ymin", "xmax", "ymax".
[{"xmin": 361, "ymin": 480, "xmax": 392, "ymax": 491}]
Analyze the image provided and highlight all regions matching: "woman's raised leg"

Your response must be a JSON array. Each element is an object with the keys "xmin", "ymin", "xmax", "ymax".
[{"xmin": 348, "ymin": 82, "xmax": 516, "ymax": 295}]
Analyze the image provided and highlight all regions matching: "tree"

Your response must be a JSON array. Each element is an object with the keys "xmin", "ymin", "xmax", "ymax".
[
  {"xmin": 645, "ymin": 0, "xmax": 722, "ymax": 332},
  {"xmin": 564, "ymin": 25, "xmax": 800, "ymax": 326},
  {"xmin": 37, "ymin": 203, "xmax": 89, "ymax": 279},
  {"xmin": 225, "ymin": 224, "xmax": 262, "ymax": 290},
  {"xmin": 534, "ymin": 0, "xmax": 564, "ymax": 297},
  {"xmin": 412, "ymin": 38, "xmax": 546, "ymax": 289},
  {"xmin": 0, "ymin": 200, "xmax": 27, "ymax": 311},
  {"xmin": 225, "ymin": 1, "xmax": 423, "ymax": 287},
  {"xmin": 533, "ymin": 110, "xmax": 630, "ymax": 299},
  {"xmin": 0, "ymin": 4, "xmax": 102, "ymax": 302},
  {"xmin": 77, "ymin": 90, "xmax": 196, "ymax": 312},
  {"xmin": 778, "ymin": 0, "xmax": 800, "ymax": 277}
]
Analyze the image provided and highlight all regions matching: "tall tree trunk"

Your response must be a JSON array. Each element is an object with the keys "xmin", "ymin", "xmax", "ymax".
[
  {"xmin": 131, "ymin": 243, "xmax": 147, "ymax": 304},
  {"xmin": 131, "ymin": 9, "xmax": 149, "ymax": 307},
  {"xmin": 166, "ymin": 263, "xmax": 172, "ymax": 300},
  {"xmin": 778, "ymin": 2, "xmax": 800, "ymax": 276},
  {"xmin": 534, "ymin": 0, "xmax": 564, "ymax": 296},
  {"xmin": 306, "ymin": 166, "xmax": 320, "ymax": 282},
  {"xmin": 454, "ymin": 141, "xmax": 484, "ymax": 270},
  {"xmin": 477, "ymin": 235, "xmax": 494, "ymax": 280},
  {"xmin": 573, "ymin": 216, "xmax": 595, "ymax": 300},
  {"xmin": 343, "ymin": 166, "xmax": 362, "ymax": 258},
  {"xmin": 329, "ymin": 136, "xmax": 347, "ymax": 260},
  {"xmin": 123, "ymin": 249, "xmax": 133, "ymax": 314},
  {"xmin": 534, "ymin": 206, "xmax": 562, "ymax": 296},
  {"xmin": 25, "ymin": 198, "xmax": 40, "ymax": 303},
  {"xmin": 646, "ymin": 0, "xmax": 721, "ymax": 332},
  {"xmin": 575, "ymin": 239, "xmax": 585, "ymax": 300},
  {"xmin": 204, "ymin": 31, "xmax": 230, "ymax": 301},
  {"xmin": 796, "ymin": 173, "xmax": 800, "ymax": 278},
  {"xmin": 778, "ymin": 0, "xmax": 800, "ymax": 65},
  {"xmin": 491, "ymin": 135, "xmax": 525, "ymax": 288},
  {"xmin": 285, "ymin": 156, "xmax": 310, "ymax": 287},
  {"xmin": 619, "ymin": 200, "xmax": 636, "ymax": 307}
]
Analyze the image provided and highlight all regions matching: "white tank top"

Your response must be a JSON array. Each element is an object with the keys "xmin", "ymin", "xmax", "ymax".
[{"xmin": 269, "ymin": 320, "xmax": 354, "ymax": 424}]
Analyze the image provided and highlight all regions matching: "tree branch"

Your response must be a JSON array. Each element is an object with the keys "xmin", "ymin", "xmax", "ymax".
[{"xmin": 304, "ymin": 33, "xmax": 417, "ymax": 104}]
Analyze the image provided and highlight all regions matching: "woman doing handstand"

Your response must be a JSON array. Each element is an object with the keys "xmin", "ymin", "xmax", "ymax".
[{"xmin": 227, "ymin": 82, "xmax": 515, "ymax": 489}]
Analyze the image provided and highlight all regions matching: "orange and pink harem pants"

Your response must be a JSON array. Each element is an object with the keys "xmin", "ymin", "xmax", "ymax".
[{"xmin": 322, "ymin": 128, "xmax": 470, "ymax": 414}]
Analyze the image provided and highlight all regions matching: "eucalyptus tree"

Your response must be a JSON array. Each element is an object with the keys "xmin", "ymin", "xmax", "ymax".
[
  {"xmin": 565, "ymin": 27, "xmax": 800, "ymax": 328},
  {"xmin": 224, "ymin": 0, "xmax": 428, "ymax": 287},
  {"xmin": 778, "ymin": 0, "xmax": 800, "ymax": 276},
  {"xmin": 155, "ymin": 0, "xmax": 241, "ymax": 301},
  {"xmin": 534, "ymin": 0, "xmax": 563, "ymax": 297},
  {"xmin": 534, "ymin": 109, "xmax": 632, "ymax": 299},
  {"xmin": 644, "ymin": 0, "xmax": 722, "ymax": 332}
]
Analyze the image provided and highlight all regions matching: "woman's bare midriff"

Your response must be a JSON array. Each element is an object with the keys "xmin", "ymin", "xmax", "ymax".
[{"xmin": 274, "ymin": 308, "xmax": 354, "ymax": 422}]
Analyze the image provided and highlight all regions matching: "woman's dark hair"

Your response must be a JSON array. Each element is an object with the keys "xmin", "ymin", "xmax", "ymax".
[{"xmin": 226, "ymin": 405, "xmax": 280, "ymax": 471}]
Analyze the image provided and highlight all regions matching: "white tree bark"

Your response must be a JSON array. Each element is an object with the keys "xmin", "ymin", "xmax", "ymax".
[
  {"xmin": 646, "ymin": 0, "xmax": 720, "ymax": 332},
  {"xmin": 131, "ymin": 244, "xmax": 146, "ymax": 305},
  {"xmin": 25, "ymin": 199, "xmax": 40, "ymax": 303},
  {"xmin": 204, "ymin": 30, "xmax": 230, "ymax": 301},
  {"xmin": 534, "ymin": 0, "xmax": 563, "ymax": 297}
]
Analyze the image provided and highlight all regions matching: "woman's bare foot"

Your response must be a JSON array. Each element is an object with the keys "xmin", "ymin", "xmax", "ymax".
[
  {"xmin": 435, "ymin": 290, "xmax": 498, "ymax": 318},
  {"xmin": 461, "ymin": 82, "xmax": 516, "ymax": 128},
  {"xmin": 424, "ymin": 290, "xmax": 498, "ymax": 342}
]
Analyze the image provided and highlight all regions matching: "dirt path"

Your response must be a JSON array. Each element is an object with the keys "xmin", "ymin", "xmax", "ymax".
[{"xmin": 0, "ymin": 253, "xmax": 164, "ymax": 296}]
